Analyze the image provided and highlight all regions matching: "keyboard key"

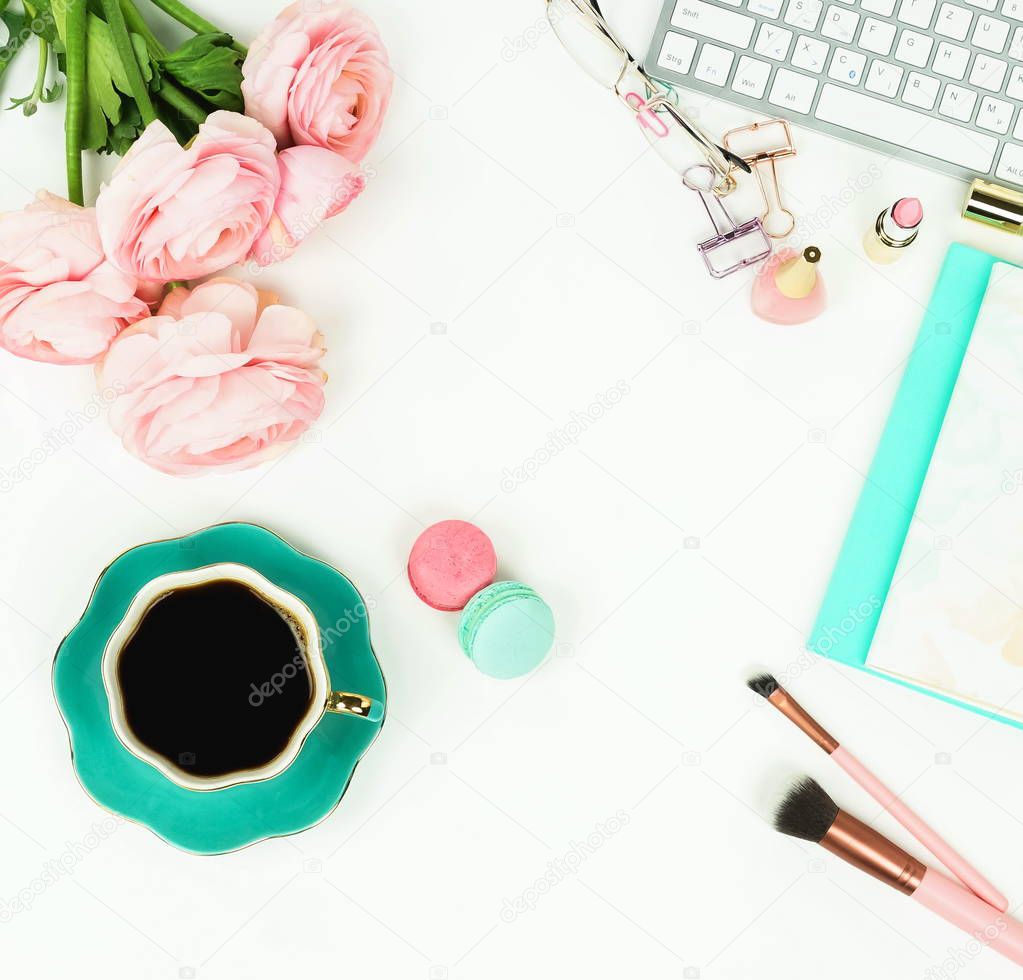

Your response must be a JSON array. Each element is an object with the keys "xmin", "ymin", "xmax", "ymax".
[
  {"xmin": 970, "ymin": 53, "xmax": 1008, "ymax": 90},
  {"xmin": 897, "ymin": 0, "xmax": 938, "ymax": 25},
  {"xmin": 754, "ymin": 22, "xmax": 794, "ymax": 57},
  {"xmin": 670, "ymin": 1, "xmax": 756, "ymax": 47},
  {"xmin": 977, "ymin": 94, "xmax": 1013, "ymax": 131},
  {"xmin": 822, "ymin": 4, "xmax": 860, "ymax": 38},
  {"xmin": 719, "ymin": 0, "xmax": 744, "ymax": 6},
  {"xmin": 784, "ymin": 0, "xmax": 824, "ymax": 29},
  {"xmin": 731, "ymin": 54, "xmax": 773, "ymax": 96},
  {"xmin": 902, "ymin": 70, "xmax": 940, "ymax": 106},
  {"xmin": 695, "ymin": 42, "xmax": 735, "ymax": 83},
  {"xmin": 748, "ymin": 0, "xmax": 785, "ymax": 15},
  {"xmin": 865, "ymin": 58, "xmax": 905, "ymax": 95},
  {"xmin": 965, "ymin": 0, "xmax": 997, "ymax": 9},
  {"xmin": 657, "ymin": 31, "xmax": 699, "ymax": 73},
  {"xmin": 939, "ymin": 83, "xmax": 978, "ymax": 119},
  {"xmin": 1014, "ymin": 110, "xmax": 1023, "ymax": 139},
  {"xmin": 935, "ymin": 3, "xmax": 974, "ymax": 37},
  {"xmin": 792, "ymin": 34, "xmax": 831, "ymax": 70},
  {"xmin": 768, "ymin": 67, "xmax": 820, "ymax": 110},
  {"xmin": 1012, "ymin": 25, "xmax": 1023, "ymax": 54},
  {"xmin": 933, "ymin": 41, "xmax": 971, "ymax": 77},
  {"xmin": 1003, "ymin": 0, "xmax": 1023, "ymax": 17},
  {"xmin": 996, "ymin": 142, "xmax": 1023, "ymax": 182},
  {"xmin": 815, "ymin": 84, "xmax": 997, "ymax": 169},
  {"xmin": 862, "ymin": 0, "xmax": 897, "ymax": 12},
  {"xmin": 860, "ymin": 18, "xmax": 897, "ymax": 53},
  {"xmin": 1008, "ymin": 64, "xmax": 1023, "ymax": 97},
  {"xmin": 895, "ymin": 29, "xmax": 934, "ymax": 64},
  {"xmin": 829, "ymin": 46, "xmax": 867, "ymax": 82},
  {"xmin": 973, "ymin": 14, "xmax": 1010, "ymax": 48}
]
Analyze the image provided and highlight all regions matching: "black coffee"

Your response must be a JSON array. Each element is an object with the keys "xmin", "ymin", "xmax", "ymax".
[{"xmin": 117, "ymin": 580, "xmax": 314, "ymax": 779}]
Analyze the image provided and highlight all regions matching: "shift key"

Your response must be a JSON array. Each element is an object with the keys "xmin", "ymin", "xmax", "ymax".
[{"xmin": 671, "ymin": 0, "xmax": 756, "ymax": 47}]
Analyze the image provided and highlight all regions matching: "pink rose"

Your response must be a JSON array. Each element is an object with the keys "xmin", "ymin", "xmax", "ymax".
[
  {"xmin": 242, "ymin": 2, "xmax": 392, "ymax": 164},
  {"xmin": 96, "ymin": 112, "xmax": 280, "ymax": 282},
  {"xmin": 249, "ymin": 145, "xmax": 367, "ymax": 266},
  {"xmin": 98, "ymin": 278, "xmax": 327, "ymax": 476},
  {"xmin": 0, "ymin": 192, "xmax": 148, "ymax": 364}
]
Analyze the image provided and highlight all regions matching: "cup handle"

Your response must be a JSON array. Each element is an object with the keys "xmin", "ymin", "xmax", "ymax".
[{"xmin": 326, "ymin": 691, "xmax": 383, "ymax": 723}]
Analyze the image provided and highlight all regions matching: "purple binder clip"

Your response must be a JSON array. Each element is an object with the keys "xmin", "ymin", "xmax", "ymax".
[{"xmin": 682, "ymin": 165, "xmax": 772, "ymax": 279}]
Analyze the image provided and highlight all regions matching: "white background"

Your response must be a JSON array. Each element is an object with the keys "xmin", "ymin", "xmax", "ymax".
[{"xmin": 2, "ymin": 1, "xmax": 1023, "ymax": 977}]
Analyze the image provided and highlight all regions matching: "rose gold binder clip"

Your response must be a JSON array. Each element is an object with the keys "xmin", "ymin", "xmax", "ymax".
[{"xmin": 723, "ymin": 118, "xmax": 797, "ymax": 239}]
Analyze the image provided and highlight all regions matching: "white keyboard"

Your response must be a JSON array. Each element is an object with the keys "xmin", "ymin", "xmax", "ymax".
[{"xmin": 645, "ymin": 0, "xmax": 1023, "ymax": 189}]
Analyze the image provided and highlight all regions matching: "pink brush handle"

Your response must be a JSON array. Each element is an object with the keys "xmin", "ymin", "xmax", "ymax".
[
  {"xmin": 914, "ymin": 869, "xmax": 1023, "ymax": 966},
  {"xmin": 832, "ymin": 746, "xmax": 1008, "ymax": 913}
]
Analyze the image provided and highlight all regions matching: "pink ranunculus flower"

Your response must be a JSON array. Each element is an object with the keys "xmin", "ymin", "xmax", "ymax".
[
  {"xmin": 96, "ymin": 112, "xmax": 280, "ymax": 283},
  {"xmin": 242, "ymin": 2, "xmax": 392, "ymax": 164},
  {"xmin": 97, "ymin": 278, "xmax": 327, "ymax": 476},
  {"xmin": 249, "ymin": 145, "xmax": 367, "ymax": 267},
  {"xmin": 0, "ymin": 191, "xmax": 148, "ymax": 364}
]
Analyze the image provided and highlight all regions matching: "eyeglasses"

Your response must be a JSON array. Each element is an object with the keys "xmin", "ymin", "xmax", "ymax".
[{"xmin": 546, "ymin": 0, "xmax": 749, "ymax": 195}]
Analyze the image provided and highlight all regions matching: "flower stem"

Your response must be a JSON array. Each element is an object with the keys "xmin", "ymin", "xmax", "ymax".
[
  {"xmin": 156, "ymin": 78, "xmax": 207, "ymax": 124},
  {"xmin": 19, "ymin": 36, "xmax": 49, "ymax": 116},
  {"xmin": 64, "ymin": 0, "xmax": 86, "ymax": 205},
  {"xmin": 144, "ymin": 0, "xmax": 246, "ymax": 55},
  {"xmin": 119, "ymin": 0, "xmax": 167, "ymax": 59},
  {"xmin": 99, "ymin": 0, "xmax": 157, "ymax": 126}
]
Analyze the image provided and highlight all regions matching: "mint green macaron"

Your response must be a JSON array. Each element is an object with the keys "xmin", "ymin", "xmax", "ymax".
[{"xmin": 458, "ymin": 581, "xmax": 555, "ymax": 679}]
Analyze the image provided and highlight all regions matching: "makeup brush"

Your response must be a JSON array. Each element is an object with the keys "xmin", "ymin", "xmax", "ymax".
[
  {"xmin": 748, "ymin": 672, "xmax": 1007, "ymax": 913},
  {"xmin": 773, "ymin": 778, "xmax": 1023, "ymax": 966}
]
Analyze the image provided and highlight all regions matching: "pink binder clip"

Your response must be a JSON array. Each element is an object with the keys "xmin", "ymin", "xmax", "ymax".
[{"xmin": 682, "ymin": 165, "xmax": 772, "ymax": 279}]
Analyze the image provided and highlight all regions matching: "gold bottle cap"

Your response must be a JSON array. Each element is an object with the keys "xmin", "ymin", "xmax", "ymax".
[
  {"xmin": 963, "ymin": 179, "xmax": 1023, "ymax": 236},
  {"xmin": 776, "ymin": 246, "xmax": 820, "ymax": 299}
]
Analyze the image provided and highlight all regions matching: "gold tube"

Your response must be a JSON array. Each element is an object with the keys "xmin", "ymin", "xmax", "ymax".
[
  {"xmin": 767, "ymin": 685, "xmax": 840, "ymax": 754},
  {"xmin": 822, "ymin": 810, "xmax": 926, "ymax": 895},
  {"xmin": 963, "ymin": 179, "xmax": 1023, "ymax": 236}
]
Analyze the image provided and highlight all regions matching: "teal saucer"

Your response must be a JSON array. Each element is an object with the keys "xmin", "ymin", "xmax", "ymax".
[{"xmin": 52, "ymin": 523, "xmax": 386, "ymax": 855}]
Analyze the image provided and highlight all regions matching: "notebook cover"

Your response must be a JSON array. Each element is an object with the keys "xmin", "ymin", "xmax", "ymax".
[{"xmin": 807, "ymin": 243, "xmax": 1023, "ymax": 729}]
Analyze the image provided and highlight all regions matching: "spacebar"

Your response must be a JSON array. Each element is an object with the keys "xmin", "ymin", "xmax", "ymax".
[{"xmin": 816, "ymin": 85, "xmax": 996, "ymax": 173}]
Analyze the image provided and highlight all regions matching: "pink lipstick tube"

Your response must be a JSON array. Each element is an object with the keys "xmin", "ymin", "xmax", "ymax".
[{"xmin": 864, "ymin": 197, "xmax": 922, "ymax": 264}]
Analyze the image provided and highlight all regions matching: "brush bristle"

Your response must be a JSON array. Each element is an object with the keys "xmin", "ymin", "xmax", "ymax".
[
  {"xmin": 747, "ymin": 672, "xmax": 779, "ymax": 698},
  {"xmin": 773, "ymin": 777, "xmax": 839, "ymax": 842}
]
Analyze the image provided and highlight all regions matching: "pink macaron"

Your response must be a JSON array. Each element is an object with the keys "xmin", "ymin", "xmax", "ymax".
[{"xmin": 407, "ymin": 520, "xmax": 497, "ymax": 611}]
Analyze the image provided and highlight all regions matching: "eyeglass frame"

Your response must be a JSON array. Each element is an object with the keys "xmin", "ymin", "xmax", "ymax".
[{"xmin": 546, "ymin": 0, "xmax": 751, "ymax": 195}]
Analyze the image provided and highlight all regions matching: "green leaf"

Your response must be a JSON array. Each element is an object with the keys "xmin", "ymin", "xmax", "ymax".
[
  {"xmin": 51, "ymin": 3, "xmax": 158, "ymax": 153},
  {"xmin": 30, "ymin": 0, "xmax": 61, "ymax": 47},
  {"xmin": 159, "ymin": 32, "xmax": 242, "ymax": 112},
  {"xmin": 0, "ymin": 10, "xmax": 29, "ymax": 89}
]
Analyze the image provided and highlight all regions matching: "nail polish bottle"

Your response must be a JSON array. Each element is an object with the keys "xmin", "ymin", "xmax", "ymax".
[{"xmin": 751, "ymin": 245, "xmax": 827, "ymax": 325}]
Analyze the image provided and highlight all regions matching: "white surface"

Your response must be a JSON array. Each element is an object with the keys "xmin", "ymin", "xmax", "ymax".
[{"xmin": 2, "ymin": 2, "xmax": 1023, "ymax": 978}]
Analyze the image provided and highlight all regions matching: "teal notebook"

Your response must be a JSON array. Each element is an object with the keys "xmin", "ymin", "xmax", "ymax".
[{"xmin": 809, "ymin": 243, "xmax": 1023, "ymax": 729}]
